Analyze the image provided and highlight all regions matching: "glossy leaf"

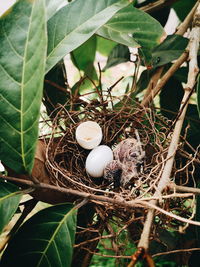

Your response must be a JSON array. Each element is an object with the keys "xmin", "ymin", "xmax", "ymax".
[
  {"xmin": 44, "ymin": 59, "xmax": 69, "ymax": 117},
  {"xmin": 96, "ymin": 36, "xmax": 117, "ymax": 56},
  {"xmin": 0, "ymin": 0, "xmax": 47, "ymax": 174},
  {"xmin": 0, "ymin": 181, "xmax": 22, "ymax": 234},
  {"xmin": 184, "ymin": 104, "xmax": 200, "ymax": 151},
  {"xmin": 1, "ymin": 203, "xmax": 77, "ymax": 267},
  {"xmin": 97, "ymin": 5, "xmax": 164, "ymax": 64},
  {"xmin": 46, "ymin": 0, "xmax": 68, "ymax": 20},
  {"xmin": 160, "ymin": 77, "xmax": 184, "ymax": 120},
  {"xmin": 173, "ymin": 0, "xmax": 196, "ymax": 21},
  {"xmin": 103, "ymin": 44, "xmax": 130, "ymax": 71},
  {"xmin": 152, "ymin": 35, "xmax": 188, "ymax": 68},
  {"xmin": 197, "ymin": 74, "xmax": 200, "ymax": 119},
  {"xmin": 46, "ymin": 0, "xmax": 131, "ymax": 73},
  {"xmin": 71, "ymin": 35, "xmax": 97, "ymax": 78}
]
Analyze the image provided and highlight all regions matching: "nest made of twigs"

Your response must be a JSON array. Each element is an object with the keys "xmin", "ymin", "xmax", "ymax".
[{"xmin": 44, "ymin": 96, "xmax": 170, "ymax": 198}]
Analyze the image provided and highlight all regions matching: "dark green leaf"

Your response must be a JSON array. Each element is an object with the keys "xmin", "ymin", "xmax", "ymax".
[
  {"xmin": 97, "ymin": 5, "xmax": 164, "ymax": 65},
  {"xmin": 152, "ymin": 35, "xmax": 188, "ymax": 68},
  {"xmin": 71, "ymin": 35, "xmax": 97, "ymax": 78},
  {"xmin": 103, "ymin": 44, "xmax": 130, "ymax": 71},
  {"xmin": 136, "ymin": 68, "xmax": 154, "ymax": 93},
  {"xmin": 197, "ymin": 74, "xmax": 200, "ymax": 118},
  {"xmin": 173, "ymin": 0, "xmax": 196, "ymax": 21},
  {"xmin": 149, "ymin": 6, "xmax": 170, "ymax": 27},
  {"xmin": 1, "ymin": 203, "xmax": 77, "ymax": 267},
  {"xmin": 184, "ymin": 104, "xmax": 200, "ymax": 150},
  {"xmin": 0, "ymin": 181, "xmax": 22, "ymax": 234},
  {"xmin": 96, "ymin": 36, "xmax": 117, "ymax": 56},
  {"xmin": 173, "ymin": 66, "xmax": 188, "ymax": 84},
  {"xmin": 0, "ymin": 0, "xmax": 47, "ymax": 174},
  {"xmin": 44, "ymin": 60, "xmax": 69, "ymax": 117},
  {"xmin": 46, "ymin": 0, "xmax": 68, "ymax": 20},
  {"xmin": 160, "ymin": 76, "xmax": 184, "ymax": 120},
  {"xmin": 46, "ymin": 0, "xmax": 131, "ymax": 73}
]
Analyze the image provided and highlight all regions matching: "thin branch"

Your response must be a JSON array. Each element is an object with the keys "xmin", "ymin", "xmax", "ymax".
[
  {"xmin": 141, "ymin": 0, "xmax": 198, "ymax": 107},
  {"xmin": 140, "ymin": 0, "xmax": 179, "ymax": 14},
  {"xmin": 169, "ymin": 183, "xmax": 200, "ymax": 195},
  {"xmin": 1, "ymin": 175, "xmax": 200, "ymax": 227},
  {"xmin": 176, "ymin": 0, "xmax": 200, "ymax": 36},
  {"xmin": 141, "ymin": 51, "xmax": 188, "ymax": 107},
  {"xmin": 152, "ymin": 248, "xmax": 200, "ymax": 258},
  {"xmin": 137, "ymin": 2, "xmax": 200, "ymax": 252}
]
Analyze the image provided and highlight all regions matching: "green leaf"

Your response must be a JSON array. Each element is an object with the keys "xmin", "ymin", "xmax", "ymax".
[
  {"xmin": 173, "ymin": 66, "xmax": 188, "ymax": 84},
  {"xmin": 44, "ymin": 59, "xmax": 69, "ymax": 117},
  {"xmin": 0, "ymin": 0, "xmax": 47, "ymax": 174},
  {"xmin": 0, "ymin": 181, "xmax": 22, "ymax": 234},
  {"xmin": 184, "ymin": 104, "xmax": 200, "ymax": 150},
  {"xmin": 152, "ymin": 35, "xmax": 188, "ymax": 68},
  {"xmin": 197, "ymin": 74, "xmax": 200, "ymax": 118},
  {"xmin": 71, "ymin": 35, "xmax": 97, "ymax": 78},
  {"xmin": 160, "ymin": 76, "xmax": 184, "ymax": 120},
  {"xmin": 96, "ymin": 36, "xmax": 117, "ymax": 56},
  {"xmin": 103, "ymin": 44, "xmax": 130, "ymax": 71},
  {"xmin": 97, "ymin": 5, "xmax": 164, "ymax": 65},
  {"xmin": 46, "ymin": 0, "xmax": 131, "ymax": 73},
  {"xmin": 46, "ymin": 0, "xmax": 68, "ymax": 20},
  {"xmin": 173, "ymin": 0, "xmax": 196, "ymax": 21},
  {"xmin": 1, "ymin": 203, "xmax": 77, "ymax": 267}
]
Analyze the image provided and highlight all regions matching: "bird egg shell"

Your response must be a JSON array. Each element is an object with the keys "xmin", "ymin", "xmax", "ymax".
[
  {"xmin": 85, "ymin": 145, "xmax": 113, "ymax": 177},
  {"xmin": 75, "ymin": 121, "xmax": 102, "ymax": 150}
]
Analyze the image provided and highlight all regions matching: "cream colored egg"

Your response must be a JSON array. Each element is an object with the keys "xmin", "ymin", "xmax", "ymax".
[
  {"xmin": 75, "ymin": 121, "xmax": 102, "ymax": 150},
  {"xmin": 85, "ymin": 145, "xmax": 113, "ymax": 177}
]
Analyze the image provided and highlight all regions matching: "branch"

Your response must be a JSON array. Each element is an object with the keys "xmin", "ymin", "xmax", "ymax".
[
  {"xmin": 169, "ymin": 183, "xmax": 200, "ymax": 195},
  {"xmin": 137, "ymin": 2, "xmax": 200, "ymax": 252},
  {"xmin": 141, "ymin": 51, "xmax": 188, "ymax": 107},
  {"xmin": 141, "ymin": 0, "xmax": 199, "ymax": 107},
  {"xmin": 140, "ymin": 0, "xmax": 179, "ymax": 13}
]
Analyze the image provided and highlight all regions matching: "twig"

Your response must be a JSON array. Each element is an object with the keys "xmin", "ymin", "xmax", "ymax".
[
  {"xmin": 152, "ymin": 247, "xmax": 200, "ymax": 258},
  {"xmin": 1, "ymin": 175, "xmax": 200, "ymax": 227},
  {"xmin": 142, "ymin": 67, "xmax": 164, "ymax": 103},
  {"xmin": 137, "ymin": 2, "xmax": 200, "ymax": 252},
  {"xmin": 140, "ymin": 0, "xmax": 179, "ymax": 14},
  {"xmin": 141, "ymin": 0, "xmax": 198, "ymax": 107},
  {"xmin": 141, "ymin": 51, "xmax": 188, "ymax": 107},
  {"xmin": 169, "ymin": 183, "xmax": 200, "ymax": 195},
  {"xmin": 176, "ymin": 0, "xmax": 200, "ymax": 36}
]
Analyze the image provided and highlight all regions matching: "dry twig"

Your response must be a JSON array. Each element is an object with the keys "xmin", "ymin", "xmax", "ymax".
[{"xmin": 136, "ymin": 1, "xmax": 200, "ymax": 254}]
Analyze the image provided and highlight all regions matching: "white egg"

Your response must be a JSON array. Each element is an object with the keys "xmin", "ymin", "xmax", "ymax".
[
  {"xmin": 85, "ymin": 145, "xmax": 113, "ymax": 178},
  {"xmin": 75, "ymin": 121, "xmax": 102, "ymax": 150}
]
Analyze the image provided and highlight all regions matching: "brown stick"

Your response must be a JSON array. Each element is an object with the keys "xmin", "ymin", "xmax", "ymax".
[
  {"xmin": 141, "ymin": 0, "xmax": 199, "ymax": 107},
  {"xmin": 140, "ymin": 0, "xmax": 179, "ymax": 13},
  {"xmin": 141, "ymin": 51, "xmax": 188, "ymax": 107},
  {"xmin": 136, "ymin": 0, "xmax": 200, "ymax": 254}
]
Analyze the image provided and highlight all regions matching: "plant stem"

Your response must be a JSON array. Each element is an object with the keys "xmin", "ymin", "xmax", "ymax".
[
  {"xmin": 137, "ymin": 2, "xmax": 200, "ymax": 251},
  {"xmin": 140, "ymin": 0, "xmax": 179, "ymax": 13},
  {"xmin": 141, "ymin": 0, "xmax": 199, "ymax": 107},
  {"xmin": 141, "ymin": 51, "xmax": 188, "ymax": 107}
]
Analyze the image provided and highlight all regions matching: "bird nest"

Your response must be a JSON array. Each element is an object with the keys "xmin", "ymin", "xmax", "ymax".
[
  {"xmin": 41, "ymin": 94, "xmax": 194, "ymax": 217},
  {"xmin": 39, "ymin": 92, "xmax": 198, "ymax": 262},
  {"xmin": 44, "ymin": 101, "xmax": 164, "ymax": 192}
]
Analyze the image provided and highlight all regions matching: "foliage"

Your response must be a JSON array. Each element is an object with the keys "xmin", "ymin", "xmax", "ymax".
[
  {"xmin": 0, "ymin": 0, "xmax": 200, "ymax": 266},
  {"xmin": 1, "ymin": 203, "xmax": 77, "ymax": 267}
]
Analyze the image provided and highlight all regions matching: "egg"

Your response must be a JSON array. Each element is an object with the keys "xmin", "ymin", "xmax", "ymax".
[
  {"xmin": 75, "ymin": 121, "xmax": 102, "ymax": 150},
  {"xmin": 85, "ymin": 145, "xmax": 113, "ymax": 177}
]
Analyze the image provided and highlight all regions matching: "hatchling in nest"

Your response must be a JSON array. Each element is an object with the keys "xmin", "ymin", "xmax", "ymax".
[{"xmin": 104, "ymin": 131, "xmax": 145, "ymax": 187}]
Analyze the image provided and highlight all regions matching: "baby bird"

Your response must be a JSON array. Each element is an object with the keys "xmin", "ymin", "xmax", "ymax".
[{"xmin": 104, "ymin": 135, "xmax": 145, "ymax": 187}]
